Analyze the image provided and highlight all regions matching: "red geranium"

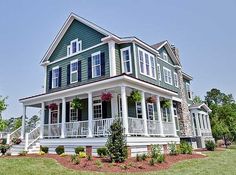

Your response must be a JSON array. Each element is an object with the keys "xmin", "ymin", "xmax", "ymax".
[
  {"xmin": 101, "ymin": 92, "xmax": 113, "ymax": 102},
  {"xmin": 48, "ymin": 103, "xmax": 58, "ymax": 110}
]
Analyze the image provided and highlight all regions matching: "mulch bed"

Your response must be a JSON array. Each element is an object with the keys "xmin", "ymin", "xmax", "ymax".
[{"xmin": 3, "ymin": 153, "xmax": 206, "ymax": 173}]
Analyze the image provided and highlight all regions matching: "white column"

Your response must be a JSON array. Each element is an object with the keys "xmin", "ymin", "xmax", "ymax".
[
  {"xmin": 141, "ymin": 91, "xmax": 148, "ymax": 136},
  {"xmin": 156, "ymin": 95, "xmax": 164, "ymax": 136},
  {"xmin": 21, "ymin": 105, "xmax": 26, "ymax": 139},
  {"xmin": 207, "ymin": 115, "xmax": 212, "ymax": 132},
  {"xmin": 195, "ymin": 112, "xmax": 201, "ymax": 136},
  {"xmin": 108, "ymin": 40, "xmax": 116, "ymax": 77},
  {"xmin": 87, "ymin": 92, "xmax": 93, "ymax": 137},
  {"xmin": 61, "ymin": 97, "xmax": 66, "ymax": 138},
  {"xmin": 40, "ymin": 102, "xmax": 45, "ymax": 139},
  {"xmin": 43, "ymin": 65, "xmax": 47, "ymax": 93},
  {"xmin": 121, "ymin": 86, "xmax": 129, "ymax": 135},
  {"xmin": 111, "ymin": 93, "xmax": 118, "ymax": 118},
  {"xmin": 170, "ymin": 100, "xmax": 178, "ymax": 137}
]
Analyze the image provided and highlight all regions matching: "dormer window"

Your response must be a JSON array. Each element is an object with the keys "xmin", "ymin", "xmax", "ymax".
[
  {"xmin": 67, "ymin": 39, "xmax": 82, "ymax": 56},
  {"xmin": 163, "ymin": 52, "xmax": 168, "ymax": 61},
  {"xmin": 186, "ymin": 83, "xmax": 192, "ymax": 99}
]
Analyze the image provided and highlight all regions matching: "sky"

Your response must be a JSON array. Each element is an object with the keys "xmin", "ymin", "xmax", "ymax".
[{"xmin": 0, "ymin": 0, "xmax": 236, "ymax": 119}]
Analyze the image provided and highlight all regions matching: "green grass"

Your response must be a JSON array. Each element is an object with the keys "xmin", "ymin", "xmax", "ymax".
[{"xmin": 0, "ymin": 149, "xmax": 236, "ymax": 175}]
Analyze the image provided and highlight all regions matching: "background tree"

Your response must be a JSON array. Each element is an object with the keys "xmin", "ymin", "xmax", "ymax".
[
  {"xmin": 193, "ymin": 96, "xmax": 203, "ymax": 104},
  {"xmin": 0, "ymin": 96, "xmax": 7, "ymax": 120},
  {"xmin": 27, "ymin": 115, "xmax": 39, "ymax": 128}
]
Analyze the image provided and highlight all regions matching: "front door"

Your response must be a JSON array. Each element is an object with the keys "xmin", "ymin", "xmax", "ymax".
[{"xmin": 51, "ymin": 110, "xmax": 58, "ymax": 124}]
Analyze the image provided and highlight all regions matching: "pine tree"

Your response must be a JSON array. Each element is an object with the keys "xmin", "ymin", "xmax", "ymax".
[{"xmin": 105, "ymin": 118, "xmax": 127, "ymax": 163}]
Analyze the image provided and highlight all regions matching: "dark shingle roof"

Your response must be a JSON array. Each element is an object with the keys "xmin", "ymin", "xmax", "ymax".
[{"xmin": 151, "ymin": 40, "xmax": 166, "ymax": 49}]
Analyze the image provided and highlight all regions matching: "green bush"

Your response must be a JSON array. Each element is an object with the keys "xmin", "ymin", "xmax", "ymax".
[
  {"xmin": 0, "ymin": 144, "xmax": 10, "ymax": 155},
  {"xmin": 141, "ymin": 153, "xmax": 148, "ymax": 161},
  {"xmin": 74, "ymin": 146, "xmax": 85, "ymax": 154},
  {"xmin": 97, "ymin": 147, "xmax": 108, "ymax": 157},
  {"xmin": 70, "ymin": 154, "xmax": 77, "ymax": 162},
  {"xmin": 87, "ymin": 155, "xmax": 92, "ymax": 161},
  {"xmin": 78, "ymin": 152, "xmax": 86, "ymax": 158},
  {"xmin": 55, "ymin": 145, "xmax": 64, "ymax": 155},
  {"xmin": 150, "ymin": 144, "xmax": 165, "ymax": 164},
  {"xmin": 136, "ymin": 154, "xmax": 142, "ymax": 162},
  {"xmin": 179, "ymin": 141, "xmax": 193, "ymax": 154},
  {"xmin": 157, "ymin": 154, "xmax": 165, "ymax": 163},
  {"xmin": 168, "ymin": 142, "xmax": 178, "ymax": 156},
  {"xmin": 19, "ymin": 151, "xmax": 28, "ymax": 156},
  {"xmin": 1, "ymin": 138, "xmax": 7, "ymax": 145},
  {"xmin": 40, "ymin": 146, "xmax": 49, "ymax": 153},
  {"xmin": 205, "ymin": 140, "xmax": 216, "ymax": 151}
]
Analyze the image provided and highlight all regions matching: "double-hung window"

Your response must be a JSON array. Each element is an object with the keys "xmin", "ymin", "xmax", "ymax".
[
  {"xmin": 67, "ymin": 39, "xmax": 82, "ymax": 56},
  {"xmin": 70, "ymin": 102, "xmax": 78, "ymax": 122},
  {"xmin": 138, "ymin": 47, "xmax": 156, "ymax": 79},
  {"xmin": 163, "ymin": 67, "xmax": 172, "ymax": 85},
  {"xmin": 93, "ymin": 98, "xmax": 102, "ymax": 119},
  {"xmin": 186, "ymin": 83, "xmax": 192, "ymax": 99},
  {"xmin": 70, "ymin": 60, "xmax": 78, "ymax": 83},
  {"xmin": 147, "ymin": 103, "xmax": 154, "ymax": 120},
  {"xmin": 52, "ymin": 66, "xmax": 59, "ymax": 88},
  {"xmin": 173, "ymin": 72, "xmax": 179, "ymax": 87},
  {"xmin": 163, "ymin": 52, "xmax": 168, "ymax": 62},
  {"xmin": 120, "ymin": 47, "xmax": 132, "ymax": 74},
  {"xmin": 157, "ymin": 63, "xmax": 161, "ymax": 81},
  {"xmin": 92, "ymin": 51, "xmax": 101, "ymax": 78},
  {"xmin": 136, "ymin": 102, "xmax": 142, "ymax": 119}
]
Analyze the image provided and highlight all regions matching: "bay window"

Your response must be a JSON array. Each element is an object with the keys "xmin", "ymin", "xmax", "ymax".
[{"xmin": 174, "ymin": 72, "xmax": 179, "ymax": 87}]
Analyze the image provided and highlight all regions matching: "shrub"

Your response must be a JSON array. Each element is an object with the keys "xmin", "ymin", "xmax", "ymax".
[
  {"xmin": 149, "ymin": 158, "xmax": 156, "ymax": 166},
  {"xmin": 75, "ymin": 146, "xmax": 85, "ymax": 154},
  {"xmin": 179, "ymin": 141, "xmax": 193, "ymax": 154},
  {"xmin": 1, "ymin": 138, "xmax": 7, "ymax": 145},
  {"xmin": 141, "ymin": 153, "xmax": 148, "ymax": 161},
  {"xmin": 59, "ymin": 153, "xmax": 67, "ymax": 157},
  {"xmin": 106, "ymin": 118, "xmax": 127, "ymax": 163},
  {"xmin": 55, "ymin": 145, "xmax": 64, "ymax": 155},
  {"xmin": 72, "ymin": 157, "xmax": 80, "ymax": 165},
  {"xmin": 120, "ymin": 164, "xmax": 129, "ymax": 170},
  {"xmin": 168, "ymin": 142, "xmax": 178, "ymax": 156},
  {"xmin": 40, "ymin": 146, "xmax": 49, "ymax": 153},
  {"xmin": 19, "ymin": 151, "xmax": 28, "ymax": 156},
  {"xmin": 78, "ymin": 152, "xmax": 86, "ymax": 158},
  {"xmin": 0, "ymin": 144, "xmax": 10, "ymax": 155},
  {"xmin": 157, "ymin": 154, "xmax": 165, "ymax": 163},
  {"xmin": 95, "ymin": 160, "xmax": 103, "ymax": 168},
  {"xmin": 136, "ymin": 154, "xmax": 142, "ymax": 162},
  {"xmin": 205, "ymin": 140, "xmax": 216, "ymax": 151},
  {"xmin": 87, "ymin": 155, "xmax": 92, "ymax": 161},
  {"xmin": 38, "ymin": 151, "xmax": 45, "ymax": 155},
  {"xmin": 71, "ymin": 154, "xmax": 77, "ymax": 162},
  {"xmin": 150, "ymin": 144, "xmax": 165, "ymax": 164},
  {"xmin": 97, "ymin": 147, "xmax": 108, "ymax": 157}
]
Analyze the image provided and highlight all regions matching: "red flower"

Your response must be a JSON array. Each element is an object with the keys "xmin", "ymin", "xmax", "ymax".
[
  {"xmin": 48, "ymin": 103, "xmax": 58, "ymax": 110},
  {"xmin": 101, "ymin": 92, "xmax": 113, "ymax": 102}
]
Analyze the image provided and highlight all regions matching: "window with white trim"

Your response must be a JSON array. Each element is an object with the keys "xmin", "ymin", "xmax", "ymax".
[
  {"xmin": 163, "ymin": 52, "xmax": 168, "ymax": 62},
  {"xmin": 163, "ymin": 67, "xmax": 173, "ymax": 85},
  {"xmin": 52, "ymin": 66, "xmax": 59, "ymax": 88},
  {"xmin": 92, "ymin": 51, "xmax": 101, "ymax": 78},
  {"xmin": 136, "ymin": 102, "xmax": 142, "ymax": 119},
  {"xmin": 157, "ymin": 63, "xmax": 161, "ymax": 81},
  {"xmin": 138, "ymin": 47, "xmax": 156, "ymax": 79},
  {"xmin": 70, "ymin": 102, "xmax": 78, "ymax": 122},
  {"xmin": 67, "ymin": 39, "xmax": 82, "ymax": 56},
  {"xmin": 51, "ymin": 109, "xmax": 58, "ymax": 124},
  {"xmin": 162, "ymin": 108, "xmax": 171, "ymax": 122},
  {"xmin": 186, "ymin": 83, "xmax": 192, "ymax": 99},
  {"xmin": 93, "ymin": 98, "xmax": 102, "ymax": 119},
  {"xmin": 121, "ymin": 47, "xmax": 132, "ymax": 74},
  {"xmin": 173, "ymin": 72, "xmax": 179, "ymax": 87},
  {"xmin": 70, "ymin": 60, "xmax": 78, "ymax": 83},
  {"xmin": 147, "ymin": 103, "xmax": 154, "ymax": 120}
]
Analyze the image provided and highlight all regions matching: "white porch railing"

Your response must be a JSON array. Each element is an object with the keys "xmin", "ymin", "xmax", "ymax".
[
  {"xmin": 92, "ymin": 118, "xmax": 115, "ymax": 136},
  {"xmin": 43, "ymin": 123, "xmax": 61, "ymax": 138},
  {"xmin": 65, "ymin": 121, "xmax": 88, "ymax": 137},
  {"xmin": 128, "ymin": 117, "xmax": 145, "ymax": 135},
  {"xmin": 163, "ymin": 122, "xmax": 174, "ymax": 136},
  {"xmin": 25, "ymin": 126, "xmax": 40, "ymax": 151},
  {"xmin": 147, "ymin": 120, "xmax": 161, "ymax": 135},
  {"xmin": 0, "ymin": 132, "xmax": 8, "ymax": 139},
  {"xmin": 7, "ymin": 126, "xmax": 22, "ymax": 144}
]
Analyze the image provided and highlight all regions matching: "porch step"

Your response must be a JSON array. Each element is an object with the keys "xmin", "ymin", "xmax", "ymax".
[{"xmin": 9, "ymin": 140, "xmax": 40, "ymax": 155}]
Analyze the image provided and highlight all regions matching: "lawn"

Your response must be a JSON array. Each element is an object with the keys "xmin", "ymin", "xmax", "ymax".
[{"xmin": 0, "ymin": 149, "xmax": 236, "ymax": 175}]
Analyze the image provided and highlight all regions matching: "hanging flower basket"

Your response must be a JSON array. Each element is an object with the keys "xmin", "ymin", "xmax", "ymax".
[
  {"xmin": 101, "ymin": 92, "xmax": 113, "ymax": 102},
  {"xmin": 160, "ymin": 99, "xmax": 171, "ymax": 108},
  {"xmin": 71, "ymin": 98, "xmax": 83, "ymax": 110},
  {"xmin": 48, "ymin": 103, "xmax": 58, "ymax": 110},
  {"xmin": 146, "ymin": 96, "xmax": 157, "ymax": 103},
  {"xmin": 128, "ymin": 90, "xmax": 142, "ymax": 103}
]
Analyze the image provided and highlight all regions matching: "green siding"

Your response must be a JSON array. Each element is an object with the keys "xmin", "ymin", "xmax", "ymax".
[
  {"xmin": 158, "ymin": 47, "xmax": 175, "ymax": 65},
  {"xmin": 47, "ymin": 44, "xmax": 109, "ymax": 93},
  {"xmin": 49, "ymin": 20, "xmax": 106, "ymax": 62}
]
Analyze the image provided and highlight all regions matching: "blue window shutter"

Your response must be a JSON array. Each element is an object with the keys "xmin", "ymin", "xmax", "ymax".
[
  {"xmin": 67, "ymin": 64, "xmax": 70, "ymax": 85},
  {"xmin": 102, "ymin": 101, "xmax": 107, "ymax": 118},
  {"xmin": 58, "ymin": 67, "xmax": 62, "ymax": 87},
  {"xmin": 66, "ymin": 102, "xmax": 70, "ymax": 122},
  {"xmin": 78, "ymin": 61, "xmax": 81, "ymax": 82},
  {"xmin": 49, "ymin": 70, "xmax": 52, "ymax": 89},
  {"xmin": 88, "ymin": 57, "xmax": 92, "ymax": 79},
  {"xmin": 101, "ymin": 52, "xmax": 105, "ymax": 76}
]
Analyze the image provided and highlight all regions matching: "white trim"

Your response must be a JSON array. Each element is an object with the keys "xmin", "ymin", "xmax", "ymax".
[
  {"xmin": 67, "ymin": 39, "xmax": 82, "ymax": 56},
  {"xmin": 91, "ymin": 51, "xmax": 101, "ymax": 78},
  {"xmin": 135, "ymin": 102, "xmax": 142, "ymax": 118},
  {"xmin": 163, "ymin": 67, "xmax": 173, "ymax": 85},
  {"xmin": 163, "ymin": 52, "xmax": 168, "ymax": 62},
  {"xmin": 93, "ymin": 97, "xmax": 102, "ymax": 119},
  {"xmin": 157, "ymin": 63, "xmax": 161, "ymax": 81},
  {"xmin": 185, "ymin": 82, "xmax": 192, "ymax": 100},
  {"xmin": 108, "ymin": 41, "xmax": 116, "ymax": 77},
  {"xmin": 147, "ymin": 103, "xmax": 154, "ymax": 120},
  {"xmin": 120, "ymin": 46, "xmax": 132, "ymax": 74},
  {"xmin": 52, "ymin": 66, "xmax": 60, "ymax": 89},
  {"xmin": 70, "ymin": 59, "xmax": 78, "ymax": 84},
  {"xmin": 173, "ymin": 72, "xmax": 179, "ymax": 88},
  {"xmin": 132, "ymin": 42, "xmax": 138, "ymax": 78},
  {"xmin": 43, "ymin": 65, "xmax": 47, "ymax": 93}
]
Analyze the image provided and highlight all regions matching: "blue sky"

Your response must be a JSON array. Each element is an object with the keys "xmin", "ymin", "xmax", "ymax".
[{"xmin": 0, "ymin": 0, "xmax": 235, "ymax": 119}]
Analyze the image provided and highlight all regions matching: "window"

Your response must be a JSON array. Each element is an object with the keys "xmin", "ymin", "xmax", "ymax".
[
  {"xmin": 121, "ymin": 47, "xmax": 132, "ymax": 74},
  {"xmin": 205, "ymin": 115, "xmax": 209, "ymax": 129},
  {"xmin": 202, "ymin": 114, "xmax": 205, "ymax": 129},
  {"xmin": 162, "ymin": 108, "xmax": 171, "ymax": 122},
  {"xmin": 186, "ymin": 83, "xmax": 192, "ymax": 99},
  {"xmin": 70, "ymin": 60, "xmax": 78, "ymax": 83},
  {"xmin": 163, "ymin": 52, "xmax": 168, "ymax": 61},
  {"xmin": 147, "ymin": 103, "xmax": 154, "ymax": 120},
  {"xmin": 173, "ymin": 72, "xmax": 179, "ymax": 87},
  {"xmin": 52, "ymin": 66, "xmax": 59, "ymax": 88},
  {"xmin": 163, "ymin": 67, "xmax": 173, "ymax": 85},
  {"xmin": 136, "ymin": 102, "xmax": 142, "ymax": 119},
  {"xmin": 138, "ymin": 47, "xmax": 156, "ymax": 79},
  {"xmin": 67, "ymin": 39, "xmax": 82, "ymax": 56},
  {"xmin": 70, "ymin": 103, "xmax": 78, "ymax": 122},
  {"xmin": 198, "ymin": 113, "xmax": 202, "ymax": 129},
  {"xmin": 51, "ymin": 110, "xmax": 58, "ymax": 124},
  {"xmin": 157, "ymin": 63, "xmax": 161, "ymax": 81},
  {"xmin": 92, "ymin": 51, "xmax": 101, "ymax": 78},
  {"xmin": 93, "ymin": 98, "xmax": 102, "ymax": 119}
]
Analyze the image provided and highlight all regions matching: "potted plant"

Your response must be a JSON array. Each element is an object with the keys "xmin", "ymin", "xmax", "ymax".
[
  {"xmin": 146, "ymin": 96, "xmax": 157, "ymax": 103},
  {"xmin": 128, "ymin": 90, "xmax": 142, "ymax": 103},
  {"xmin": 0, "ymin": 144, "xmax": 10, "ymax": 156},
  {"xmin": 160, "ymin": 99, "xmax": 171, "ymax": 108},
  {"xmin": 101, "ymin": 92, "xmax": 113, "ymax": 102},
  {"xmin": 71, "ymin": 98, "xmax": 82, "ymax": 110},
  {"xmin": 48, "ymin": 103, "xmax": 58, "ymax": 110}
]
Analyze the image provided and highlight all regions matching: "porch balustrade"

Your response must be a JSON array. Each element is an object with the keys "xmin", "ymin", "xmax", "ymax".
[
  {"xmin": 128, "ymin": 117, "xmax": 145, "ymax": 135},
  {"xmin": 93, "ymin": 118, "xmax": 115, "ymax": 136},
  {"xmin": 43, "ymin": 123, "xmax": 61, "ymax": 138},
  {"xmin": 147, "ymin": 120, "xmax": 161, "ymax": 135},
  {"xmin": 65, "ymin": 121, "xmax": 88, "ymax": 137},
  {"xmin": 163, "ymin": 122, "xmax": 175, "ymax": 135}
]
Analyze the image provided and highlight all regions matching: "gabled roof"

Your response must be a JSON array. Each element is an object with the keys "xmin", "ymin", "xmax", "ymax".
[
  {"xmin": 189, "ymin": 103, "xmax": 212, "ymax": 113},
  {"xmin": 182, "ymin": 72, "xmax": 193, "ymax": 80},
  {"xmin": 151, "ymin": 40, "xmax": 181, "ymax": 66},
  {"xmin": 40, "ymin": 13, "xmax": 118, "ymax": 64}
]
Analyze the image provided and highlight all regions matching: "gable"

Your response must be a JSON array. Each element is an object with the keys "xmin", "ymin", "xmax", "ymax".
[
  {"xmin": 49, "ymin": 19, "xmax": 106, "ymax": 62},
  {"xmin": 158, "ymin": 47, "xmax": 175, "ymax": 65}
]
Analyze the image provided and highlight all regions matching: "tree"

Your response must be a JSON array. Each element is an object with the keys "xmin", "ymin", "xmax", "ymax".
[
  {"xmin": 0, "ymin": 96, "xmax": 7, "ymax": 120},
  {"xmin": 27, "ymin": 115, "xmax": 39, "ymax": 128},
  {"xmin": 105, "ymin": 118, "xmax": 127, "ymax": 163},
  {"xmin": 0, "ymin": 120, "xmax": 7, "ymax": 132},
  {"xmin": 193, "ymin": 96, "xmax": 202, "ymax": 104}
]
